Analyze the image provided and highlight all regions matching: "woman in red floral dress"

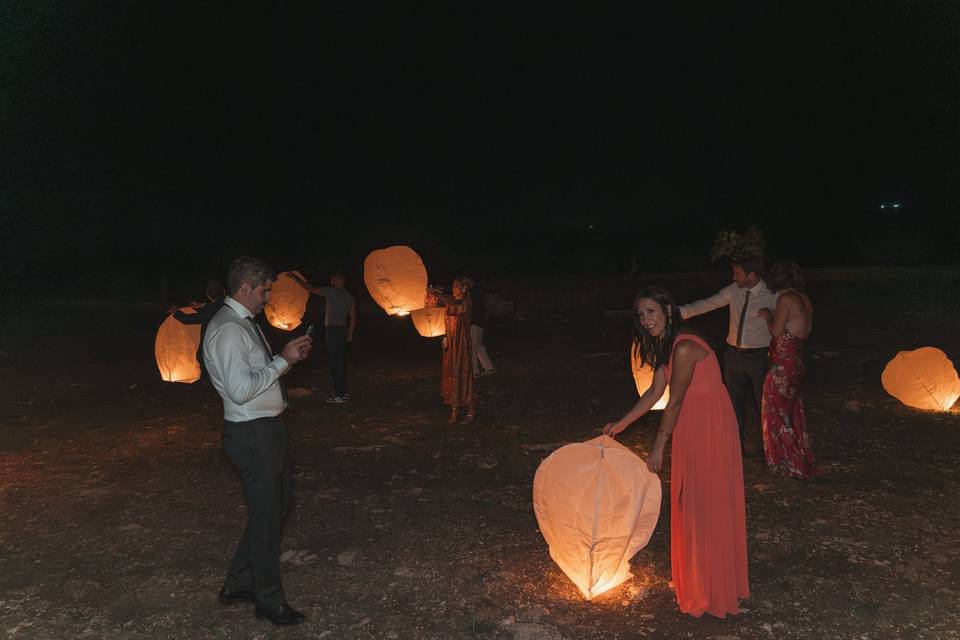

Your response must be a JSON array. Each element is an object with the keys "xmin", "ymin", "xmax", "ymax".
[
  {"xmin": 757, "ymin": 260, "xmax": 817, "ymax": 479},
  {"xmin": 431, "ymin": 276, "xmax": 476, "ymax": 424}
]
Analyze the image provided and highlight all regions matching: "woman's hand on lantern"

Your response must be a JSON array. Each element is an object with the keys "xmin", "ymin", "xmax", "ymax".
[
  {"xmin": 756, "ymin": 307, "xmax": 773, "ymax": 321},
  {"xmin": 602, "ymin": 421, "xmax": 625, "ymax": 437},
  {"xmin": 290, "ymin": 274, "xmax": 308, "ymax": 289},
  {"xmin": 281, "ymin": 335, "xmax": 313, "ymax": 363},
  {"xmin": 646, "ymin": 446, "xmax": 664, "ymax": 474}
]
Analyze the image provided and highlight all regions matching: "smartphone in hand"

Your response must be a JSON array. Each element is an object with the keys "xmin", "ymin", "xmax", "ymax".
[{"xmin": 305, "ymin": 323, "xmax": 315, "ymax": 338}]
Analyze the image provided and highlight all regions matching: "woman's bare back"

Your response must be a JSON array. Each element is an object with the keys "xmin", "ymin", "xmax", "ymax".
[{"xmin": 781, "ymin": 289, "xmax": 813, "ymax": 339}]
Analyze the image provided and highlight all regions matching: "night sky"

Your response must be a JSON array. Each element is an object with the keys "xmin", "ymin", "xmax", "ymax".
[{"xmin": 4, "ymin": 3, "xmax": 959, "ymax": 295}]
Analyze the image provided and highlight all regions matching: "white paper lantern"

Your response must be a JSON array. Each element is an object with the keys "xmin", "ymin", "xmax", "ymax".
[
  {"xmin": 155, "ymin": 308, "xmax": 201, "ymax": 383},
  {"xmin": 631, "ymin": 345, "xmax": 669, "ymax": 410},
  {"xmin": 265, "ymin": 270, "xmax": 309, "ymax": 331},
  {"xmin": 363, "ymin": 246, "xmax": 428, "ymax": 316},
  {"xmin": 411, "ymin": 306, "xmax": 445, "ymax": 337},
  {"xmin": 881, "ymin": 347, "xmax": 960, "ymax": 411},
  {"xmin": 533, "ymin": 435, "xmax": 662, "ymax": 600}
]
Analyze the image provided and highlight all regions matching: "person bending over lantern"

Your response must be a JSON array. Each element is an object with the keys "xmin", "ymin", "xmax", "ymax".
[
  {"xmin": 756, "ymin": 260, "xmax": 817, "ymax": 479},
  {"xmin": 603, "ymin": 286, "xmax": 749, "ymax": 618},
  {"xmin": 430, "ymin": 276, "xmax": 476, "ymax": 424}
]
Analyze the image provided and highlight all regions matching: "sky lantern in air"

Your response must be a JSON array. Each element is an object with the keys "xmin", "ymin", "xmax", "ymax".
[
  {"xmin": 363, "ymin": 246, "xmax": 428, "ymax": 316},
  {"xmin": 155, "ymin": 308, "xmax": 201, "ymax": 383},
  {"xmin": 881, "ymin": 347, "xmax": 960, "ymax": 412},
  {"xmin": 411, "ymin": 307, "xmax": 446, "ymax": 337},
  {"xmin": 533, "ymin": 435, "xmax": 662, "ymax": 600},
  {"xmin": 265, "ymin": 271, "xmax": 309, "ymax": 331},
  {"xmin": 631, "ymin": 344, "xmax": 669, "ymax": 410}
]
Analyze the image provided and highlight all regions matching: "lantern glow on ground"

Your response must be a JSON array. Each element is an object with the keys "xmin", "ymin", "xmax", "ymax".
[
  {"xmin": 533, "ymin": 435, "xmax": 661, "ymax": 601},
  {"xmin": 363, "ymin": 246, "xmax": 428, "ymax": 316},
  {"xmin": 411, "ymin": 307, "xmax": 445, "ymax": 337},
  {"xmin": 154, "ymin": 308, "xmax": 201, "ymax": 383},
  {"xmin": 881, "ymin": 347, "xmax": 960, "ymax": 412},
  {"xmin": 631, "ymin": 346, "xmax": 669, "ymax": 410},
  {"xmin": 264, "ymin": 271, "xmax": 310, "ymax": 331}
]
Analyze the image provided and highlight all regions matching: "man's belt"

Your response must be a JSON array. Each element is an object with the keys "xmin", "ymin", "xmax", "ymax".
[{"xmin": 729, "ymin": 345, "xmax": 769, "ymax": 353}]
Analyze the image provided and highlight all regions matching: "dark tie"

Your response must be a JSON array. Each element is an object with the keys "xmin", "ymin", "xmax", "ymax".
[
  {"xmin": 736, "ymin": 289, "xmax": 751, "ymax": 348},
  {"xmin": 248, "ymin": 317, "xmax": 288, "ymax": 405}
]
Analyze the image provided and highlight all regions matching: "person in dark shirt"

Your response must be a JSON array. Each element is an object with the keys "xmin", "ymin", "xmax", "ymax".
[{"xmin": 173, "ymin": 278, "xmax": 226, "ymax": 378}]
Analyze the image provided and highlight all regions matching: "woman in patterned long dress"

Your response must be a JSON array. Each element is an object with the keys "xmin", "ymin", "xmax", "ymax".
[
  {"xmin": 757, "ymin": 260, "xmax": 816, "ymax": 479},
  {"xmin": 431, "ymin": 276, "xmax": 476, "ymax": 424},
  {"xmin": 604, "ymin": 286, "xmax": 749, "ymax": 618}
]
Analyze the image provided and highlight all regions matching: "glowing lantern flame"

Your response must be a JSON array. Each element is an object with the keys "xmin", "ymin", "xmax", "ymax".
[
  {"xmin": 264, "ymin": 271, "xmax": 309, "ymax": 331},
  {"xmin": 155, "ymin": 308, "xmax": 201, "ymax": 383},
  {"xmin": 533, "ymin": 435, "xmax": 662, "ymax": 600},
  {"xmin": 411, "ymin": 307, "xmax": 446, "ymax": 337},
  {"xmin": 631, "ymin": 344, "xmax": 669, "ymax": 410},
  {"xmin": 881, "ymin": 347, "xmax": 960, "ymax": 412},
  {"xmin": 363, "ymin": 246, "xmax": 428, "ymax": 316}
]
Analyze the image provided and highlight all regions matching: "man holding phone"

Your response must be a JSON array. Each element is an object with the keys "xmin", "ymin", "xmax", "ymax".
[
  {"xmin": 203, "ymin": 256, "xmax": 313, "ymax": 627},
  {"xmin": 290, "ymin": 269, "xmax": 356, "ymax": 404}
]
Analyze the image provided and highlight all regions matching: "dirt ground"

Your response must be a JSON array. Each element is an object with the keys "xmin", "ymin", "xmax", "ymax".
[{"xmin": 1, "ymin": 272, "xmax": 958, "ymax": 640}]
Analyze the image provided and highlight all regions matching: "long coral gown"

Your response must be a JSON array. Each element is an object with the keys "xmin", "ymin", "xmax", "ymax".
[
  {"xmin": 663, "ymin": 334, "xmax": 749, "ymax": 617},
  {"xmin": 441, "ymin": 298, "xmax": 474, "ymax": 409},
  {"xmin": 761, "ymin": 333, "xmax": 817, "ymax": 479}
]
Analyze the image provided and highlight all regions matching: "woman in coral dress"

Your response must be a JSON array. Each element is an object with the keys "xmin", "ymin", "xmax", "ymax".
[
  {"xmin": 757, "ymin": 260, "xmax": 816, "ymax": 479},
  {"xmin": 431, "ymin": 276, "xmax": 476, "ymax": 424},
  {"xmin": 604, "ymin": 286, "xmax": 749, "ymax": 617}
]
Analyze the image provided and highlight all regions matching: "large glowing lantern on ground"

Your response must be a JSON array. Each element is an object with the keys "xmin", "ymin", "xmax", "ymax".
[
  {"xmin": 533, "ymin": 435, "xmax": 662, "ymax": 600},
  {"xmin": 411, "ymin": 306, "xmax": 445, "ymax": 337},
  {"xmin": 155, "ymin": 308, "xmax": 201, "ymax": 383},
  {"xmin": 265, "ymin": 271, "xmax": 309, "ymax": 331},
  {"xmin": 631, "ymin": 345, "xmax": 669, "ymax": 410},
  {"xmin": 363, "ymin": 246, "xmax": 428, "ymax": 316},
  {"xmin": 881, "ymin": 347, "xmax": 960, "ymax": 412}
]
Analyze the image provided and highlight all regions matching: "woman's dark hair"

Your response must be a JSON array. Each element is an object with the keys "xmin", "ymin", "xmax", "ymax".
[
  {"xmin": 766, "ymin": 260, "xmax": 806, "ymax": 293},
  {"xmin": 632, "ymin": 286, "xmax": 684, "ymax": 370},
  {"xmin": 204, "ymin": 278, "xmax": 226, "ymax": 301}
]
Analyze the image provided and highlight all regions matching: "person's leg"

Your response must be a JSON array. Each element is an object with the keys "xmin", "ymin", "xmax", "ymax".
[
  {"xmin": 325, "ymin": 326, "xmax": 347, "ymax": 397},
  {"xmin": 470, "ymin": 325, "xmax": 481, "ymax": 375},
  {"xmin": 746, "ymin": 351, "xmax": 769, "ymax": 451},
  {"xmin": 475, "ymin": 326, "xmax": 495, "ymax": 373},
  {"xmin": 723, "ymin": 349, "xmax": 751, "ymax": 448},
  {"xmin": 223, "ymin": 417, "xmax": 289, "ymax": 610}
]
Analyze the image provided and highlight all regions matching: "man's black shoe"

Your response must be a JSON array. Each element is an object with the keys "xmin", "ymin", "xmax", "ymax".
[
  {"xmin": 255, "ymin": 603, "xmax": 306, "ymax": 627},
  {"xmin": 218, "ymin": 587, "xmax": 255, "ymax": 605}
]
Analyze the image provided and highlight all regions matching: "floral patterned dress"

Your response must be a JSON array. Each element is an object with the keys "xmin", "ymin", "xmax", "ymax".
[
  {"xmin": 441, "ymin": 296, "xmax": 475, "ymax": 410},
  {"xmin": 761, "ymin": 333, "xmax": 817, "ymax": 479}
]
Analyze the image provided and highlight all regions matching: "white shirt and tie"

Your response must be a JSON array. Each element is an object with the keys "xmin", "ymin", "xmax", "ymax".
[
  {"xmin": 679, "ymin": 281, "xmax": 776, "ymax": 349},
  {"xmin": 203, "ymin": 297, "xmax": 290, "ymax": 421}
]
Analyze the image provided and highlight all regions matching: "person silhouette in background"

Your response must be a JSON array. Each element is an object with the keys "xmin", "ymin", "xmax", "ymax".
[{"xmin": 173, "ymin": 278, "xmax": 226, "ymax": 381}]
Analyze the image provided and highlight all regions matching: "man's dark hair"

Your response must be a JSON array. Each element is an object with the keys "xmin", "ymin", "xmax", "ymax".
[
  {"xmin": 733, "ymin": 255, "xmax": 766, "ymax": 278},
  {"xmin": 330, "ymin": 268, "xmax": 346, "ymax": 280},
  {"xmin": 766, "ymin": 260, "xmax": 806, "ymax": 293},
  {"xmin": 227, "ymin": 256, "xmax": 276, "ymax": 296}
]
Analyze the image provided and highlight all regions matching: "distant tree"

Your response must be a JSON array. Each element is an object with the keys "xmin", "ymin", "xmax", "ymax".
[{"xmin": 709, "ymin": 226, "xmax": 767, "ymax": 264}]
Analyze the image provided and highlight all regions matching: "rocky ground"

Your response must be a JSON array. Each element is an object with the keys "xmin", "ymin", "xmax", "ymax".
[{"xmin": 1, "ymin": 273, "xmax": 958, "ymax": 639}]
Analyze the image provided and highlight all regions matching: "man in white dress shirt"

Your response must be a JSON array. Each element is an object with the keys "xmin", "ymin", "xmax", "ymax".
[
  {"xmin": 203, "ymin": 255, "xmax": 313, "ymax": 627},
  {"xmin": 679, "ymin": 256, "xmax": 775, "ymax": 453}
]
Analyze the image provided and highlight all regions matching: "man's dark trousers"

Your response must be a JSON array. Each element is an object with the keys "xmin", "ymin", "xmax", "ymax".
[
  {"xmin": 723, "ymin": 347, "xmax": 769, "ymax": 450},
  {"xmin": 326, "ymin": 325, "xmax": 348, "ymax": 397},
  {"xmin": 222, "ymin": 415, "xmax": 293, "ymax": 609}
]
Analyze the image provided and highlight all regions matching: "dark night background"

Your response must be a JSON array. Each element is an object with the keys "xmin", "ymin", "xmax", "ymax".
[{"xmin": 3, "ymin": 3, "xmax": 959, "ymax": 300}]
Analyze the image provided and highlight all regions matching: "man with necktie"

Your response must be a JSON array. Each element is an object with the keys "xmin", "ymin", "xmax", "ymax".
[
  {"xmin": 679, "ymin": 256, "xmax": 775, "ymax": 454},
  {"xmin": 203, "ymin": 256, "xmax": 313, "ymax": 627}
]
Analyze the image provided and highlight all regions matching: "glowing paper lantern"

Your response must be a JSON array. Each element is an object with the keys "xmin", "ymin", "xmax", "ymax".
[
  {"xmin": 533, "ymin": 435, "xmax": 662, "ymax": 600},
  {"xmin": 881, "ymin": 347, "xmax": 960, "ymax": 412},
  {"xmin": 631, "ymin": 345, "xmax": 669, "ymax": 410},
  {"xmin": 363, "ymin": 246, "xmax": 428, "ymax": 316},
  {"xmin": 411, "ymin": 306, "xmax": 445, "ymax": 337},
  {"xmin": 155, "ymin": 308, "xmax": 201, "ymax": 383},
  {"xmin": 265, "ymin": 271, "xmax": 309, "ymax": 331}
]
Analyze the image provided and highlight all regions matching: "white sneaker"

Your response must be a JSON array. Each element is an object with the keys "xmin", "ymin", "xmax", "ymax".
[{"xmin": 326, "ymin": 395, "xmax": 348, "ymax": 404}]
